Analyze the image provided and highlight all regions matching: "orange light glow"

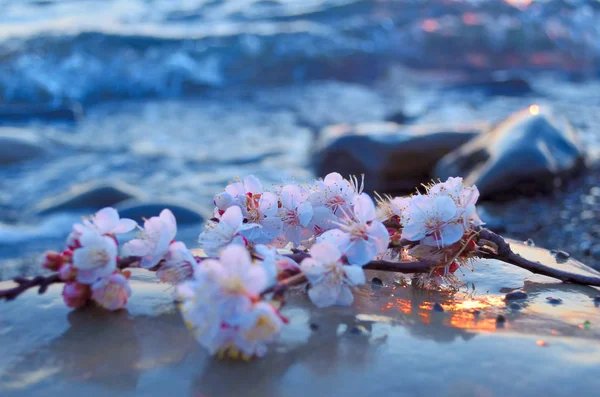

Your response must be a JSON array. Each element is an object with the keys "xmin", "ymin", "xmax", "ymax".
[
  {"xmin": 386, "ymin": 294, "xmax": 506, "ymax": 333},
  {"xmin": 461, "ymin": 13, "xmax": 480, "ymax": 26},
  {"xmin": 421, "ymin": 19, "xmax": 439, "ymax": 33},
  {"xmin": 529, "ymin": 104, "xmax": 540, "ymax": 115},
  {"xmin": 504, "ymin": 0, "xmax": 533, "ymax": 10},
  {"xmin": 536, "ymin": 340, "xmax": 548, "ymax": 347}
]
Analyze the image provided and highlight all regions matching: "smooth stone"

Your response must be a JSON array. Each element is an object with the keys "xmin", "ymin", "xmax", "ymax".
[
  {"xmin": 504, "ymin": 290, "xmax": 528, "ymax": 301},
  {"xmin": 115, "ymin": 200, "xmax": 206, "ymax": 225},
  {"xmin": 0, "ymin": 127, "xmax": 46, "ymax": 164},
  {"xmin": 434, "ymin": 106, "xmax": 586, "ymax": 199},
  {"xmin": 546, "ymin": 297, "xmax": 563, "ymax": 305},
  {"xmin": 446, "ymin": 76, "xmax": 534, "ymax": 96},
  {"xmin": 315, "ymin": 121, "xmax": 484, "ymax": 193},
  {"xmin": 371, "ymin": 277, "xmax": 383, "ymax": 286},
  {"xmin": 2, "ymin": 241, "xmax": 600, "ymax": 396},
  {"xmin": 33, "ymin": 181, "xmax": 146, "ymax": 215}
]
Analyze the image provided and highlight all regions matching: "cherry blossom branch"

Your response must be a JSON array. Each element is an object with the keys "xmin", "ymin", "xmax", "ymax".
[
  {"xmin": 475, "ymin": 228, "xmax": 600, "ymax": 287},
  {"xmin": 0, "ymin": 256, "xmax": 144, "ymax": 302},
  {"xmin": 0, "ymin": 274, "xmax": 61, "ymax": 301}
]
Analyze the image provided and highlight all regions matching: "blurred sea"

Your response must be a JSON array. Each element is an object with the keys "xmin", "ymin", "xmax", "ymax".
[{"xmin": 1, "ymin": 0, "xmax": 600, "ymax": 277}]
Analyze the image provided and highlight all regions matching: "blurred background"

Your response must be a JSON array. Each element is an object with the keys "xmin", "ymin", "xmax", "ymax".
[{"xmin": 0, "ymin": 0, "xmax": 599, "ymax": 278}]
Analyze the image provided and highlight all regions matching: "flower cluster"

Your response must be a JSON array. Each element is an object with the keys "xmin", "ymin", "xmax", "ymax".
[
  {"xmin": 30, "ymin": 173, "xmax": 484, "ymax": 360},
  {"xmin": 178, "ymin": 245, "xmax": 285, "ymax": 358},
  {"xmin": 43, "ymin": 207, "xmax": 196, "ymax": 311}
]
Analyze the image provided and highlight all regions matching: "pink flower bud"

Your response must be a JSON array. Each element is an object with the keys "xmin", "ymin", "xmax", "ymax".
[
  {"xmin": 58, "ymin": 263, "xmax": 77, "ymax": 281},
  {"xmin": 62, "ymin": 282, "xmax": 91, "ymax": 308},
  {"xmin": 42, "ymin": 251, "xmax": 64, "ymax": 271},
  {"xmin": 91, "ymin": 273, "xmax": 131, "ymax": 311}
]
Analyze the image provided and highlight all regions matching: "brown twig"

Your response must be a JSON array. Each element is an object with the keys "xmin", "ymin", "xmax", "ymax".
[
  {"xmin": 0, "ymin": 256, "xmax": 144, "ymax": 302},
  {"xmin": 283, "ymin": 252, "xmax": 436, "ymax": 273},
  {"xmin": 476, "ymin": 228, "xmax": 600, "ymax": 287},
  {"xmin": 0, "ymin": 274, "xmax": 62, "ymax": 301}
]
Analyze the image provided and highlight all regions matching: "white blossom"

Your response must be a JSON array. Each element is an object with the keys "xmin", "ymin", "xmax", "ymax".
[
  {"xmin": 238, "ymin": 191, "xmax": 282, "ymax": 245},
  {"xmin": 72, "ymin": 229, "xmax": 118, "ymax": 284},
  {"xmin": 309, "ymin": 172, "xmax": 358, "ymax": 217},
  {"xmin": 301, "ymin": 242, "xmax": 365, "ymax": 308},
  {"xmin": 67, "ymin": 207, "xmax": 136, "ymax": 248},
  {"xmin": 121, "ymin": 209, "xmax": 177, "ymax": 268},
  {"xmin": 317, "ymin": 193, "xmax": 390, "ymax": 266},
  {"xmin": 156, "ymin": 241, "xmax": 196, "ymax": 285},
  {"xmin": 401, "ymin": 194, "xmax": 464, "ymax": 247},
  {"xmin": 177, "ymin": 244, "xmax": 283, "ymax": 358},
  {"xmin": 275, "ymin": 184, "xmax": 313, "ymax": 247},
  {"xmin": 427, "ymin": 177, "xmax": 482, "ymax": 228},
  {"xmin": 198, "ymin": 206, "xmax": 258, "ymax": 256}
]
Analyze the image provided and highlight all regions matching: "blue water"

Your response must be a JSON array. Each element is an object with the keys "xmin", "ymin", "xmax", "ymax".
[
  {"xmin": 1, "ymin": 0, "xmax": 600, "ymax": 105},
  {"xmin": 1, "ymin": 0, "xmax": 600, "ymax": 278}
]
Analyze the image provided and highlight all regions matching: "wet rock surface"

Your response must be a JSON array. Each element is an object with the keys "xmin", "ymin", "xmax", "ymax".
[
  {"xmin": 1, "ymin": 242, "xmax": 600, "ymax": 396},
  {"xmin": 478, "ymin": 166, "xmax": 600, "ymax": 270},
  {"xmin": 434, "ymin": 106, "xmax": 586, "ymax": 199},
  {"xmin": 316, "ymin": 121, "xmax": 483, "ymax": 193},
  {"xmin": 0, "ymin": 128, "xmax": 46, "ymax": 165}
]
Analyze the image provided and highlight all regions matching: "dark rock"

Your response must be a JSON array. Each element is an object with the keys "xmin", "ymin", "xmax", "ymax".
[
  {"xmin": 0, "ymin": 128, "xmax": 46, "ymax": 164},
  {"xmin": 546, "ymin": 297, "xmax": 563, "ymax": 305},
  {"xmin": 496, "ymin": 315, "xmax": 506, "ymax": 324},
  {"xmin": 316, "ymin": 121, "xmax": 483, "ymax": 193},
  {"xmin": 447, "ymin": 76, "xmax": 533, "ymax": 96},
  {"xmin": 434, "ymin": 106, "xmax": 586, "ymax": 200},
  {"xmin": 34, "ymin": 181, "xmax": 146, "ymax": 215},
  {"xmin": 593, "ymin": 296, "xmax": 600, "ymax": 304},
  {"xmin": 510, "ymin": 303, "xmax": 521, "ymax": 310},
  {"xmin": 116, "ymin": 200, "xmax": 206, "ymax": 225},
  {"xmin": 504, "ymin": 290, "xmax": 528, "ymax": 301},
  {"xmin": 309, "ymin": 323, "xmax": 319, "ymax": 331},
  {"xmin": 385, "ymin": 110, "xmax": 417, "ymax": 125},
  {"xmin": 371, "ymin": 277, "xmax": 383, "ymax": 286},
  {"xmin": 432, "ymin": 302, "xmax": 445, "ymax": 312}
]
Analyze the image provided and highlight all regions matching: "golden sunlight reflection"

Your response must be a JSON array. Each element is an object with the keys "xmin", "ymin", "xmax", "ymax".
[
  {"xmin": 529, "ymin": 104, "xmax": 540, "ymax": 115},
  {"xmin": 381, "ymin": 289, "xmax": 507, "ymax": 333},
  {"xmin": 504, "ymin": 0, "xmax": 533, "ymax": 10}
]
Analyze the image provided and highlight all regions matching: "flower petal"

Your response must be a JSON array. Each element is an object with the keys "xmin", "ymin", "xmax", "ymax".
[
  {"xmin": 344, "ymin": 265, "xmax": 366, "ymax": 286},
  {"xmin": 93, "ymin": 207, "xmax": 119, "ymax": 234},
  {"xmin": 308, "ymin": 283, "xmax": 341, "ymax": 308},
  {"xmin": 309, "ymin": 242, "xmax": 342, "ymax": 266},
  {"xmin": 335, "ymin": 285, "xmax": 354, "ymax": 306},
  {"xmin": 121, "ymin": 239, "xmax": 151, "ymax": 257},
  {"xmin": 259, "ymin": 192, "xmax": 279, "ymax": 216},
  {"xmin": 244, "ymin": 175, "xmax": 263, "ymax": 194},
  {"xmin": 345, "ymin": 239, "xmax": 377, "ymax": 266},
  {"xmin": 353, "ymin": 193, "xmax": 376, "ymax": 223},
  {"xmin": 220, "ymin": 206, "xmax": 243, "ymax": 229},
  {"xmin": 113, "ymin": 218, "xmax": 137, "ymax": 234},
  {"xmin": 297, "ymin": 200, "xmax": 313, "ymax": 227}
]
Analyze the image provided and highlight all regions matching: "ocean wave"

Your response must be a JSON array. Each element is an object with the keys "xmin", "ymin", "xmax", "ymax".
[{"xmin": 0, "ymin": 0, "xmax": 599, "ymax": 106}]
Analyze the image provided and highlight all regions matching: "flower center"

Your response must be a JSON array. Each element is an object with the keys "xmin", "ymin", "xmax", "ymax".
[
  {"xmin": 90, "ymin": 248, "xmax": 110, "ymax": 267},
  {"xmin": 280, "ymin": 210, "xmax": 299, "ymax": 226},
  {"xmin": 244, "ymin": 314, "xmax": 278, "ymax": 341}
]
